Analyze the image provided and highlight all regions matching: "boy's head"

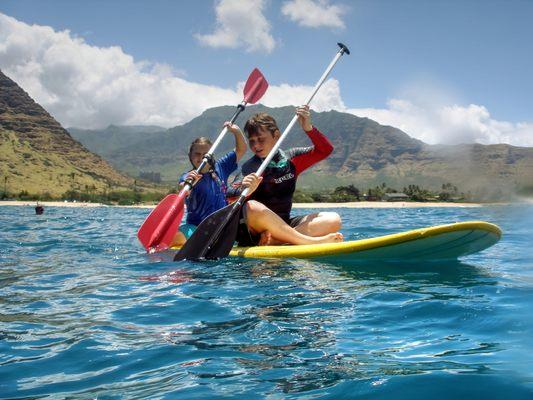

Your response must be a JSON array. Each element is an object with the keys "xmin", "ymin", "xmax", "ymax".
[
  {"xmin": 244, "ymin": 113, "xmax": 279, "ymax": 138},
  {"xmin": 244, "ymin": 113, "xmax": 280, "ymax": 158},
  {"xmin": 188, "ymin": 137, "xmax": 212, "ymax": 171}
]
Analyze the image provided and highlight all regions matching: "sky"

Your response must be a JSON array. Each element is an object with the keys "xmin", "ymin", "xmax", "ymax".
[{"xmin": 0, "ymin": 0, "xmax": 532, "ymax": 146}]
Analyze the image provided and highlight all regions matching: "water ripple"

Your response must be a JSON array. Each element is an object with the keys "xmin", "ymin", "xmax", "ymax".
[{"xmin": 0, "ymin": 205, "xmax": 532, "ymax": 398}]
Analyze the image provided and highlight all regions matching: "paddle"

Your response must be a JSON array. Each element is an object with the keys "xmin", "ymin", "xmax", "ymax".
[
  {"xmin": 137, "ymin": 68, "xmax": 268, "ymax": 253},
  {"xmin": 174, "ymin": 43, "xmax": 350, "ymax": 261}
]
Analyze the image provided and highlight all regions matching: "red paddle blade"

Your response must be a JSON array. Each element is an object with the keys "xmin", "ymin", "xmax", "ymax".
[
  {"xmin": 137, "ymin": 191, "xmax": 188, "ymax": 252},
  {"xmin": 155, "ymin": 206, "xmax": 184, "ymax": 252},
  {"xmin": 243, "ymin": 68, "xmax": 268, "ymax": 104}
]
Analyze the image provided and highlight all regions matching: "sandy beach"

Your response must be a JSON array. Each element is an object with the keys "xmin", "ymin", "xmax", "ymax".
[
  {"xmin": 0, "ymin": 200, "xmax": 490, "ymax": 209},
  {"xmin": 293, "ymin": 201, "xmax": 484, "ymax": 208},
  {"xmin": 0, "ymin": 201, "xmax": 109, "ymax": 208}
]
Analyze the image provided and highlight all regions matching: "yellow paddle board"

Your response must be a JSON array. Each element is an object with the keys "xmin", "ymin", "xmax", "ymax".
[{"xmin": 223, "ymin": 221, "xmax": 501, "ymax": 263}]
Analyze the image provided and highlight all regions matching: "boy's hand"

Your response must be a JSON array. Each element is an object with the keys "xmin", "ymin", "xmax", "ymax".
[
  {"xmin": 296, "ymin": 105, "xmax": 313, "ymax": 132},
  {"xmin": 224, "ymin": 121, "xmax": 247, "ymax": 162},
  {"xmin": 184, "ymin": 170, "xmax": 202, "ymax": 187},
  {"xmin": 224, "ymin": 121, "xmax": 242, "ymax": 135},
  {"xmin": 242, "ymin": 173, "xmax": 262, "ymax": 195}
]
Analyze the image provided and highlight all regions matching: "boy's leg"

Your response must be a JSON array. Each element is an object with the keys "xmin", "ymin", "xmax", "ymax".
[
  {"xmin": 170, "ymin": 231, "xmax": 187, "ymax": 247},
  {"xmin": 170, "ymin": 223, "xmax": 197, "ymax": 247},
  {"xmin": 244, "ymin": 201, "xmax": 342, "ymax": 245},
  {"xmin": 291, "ymin": 212, "xmax": 342, "ymax": 237}
]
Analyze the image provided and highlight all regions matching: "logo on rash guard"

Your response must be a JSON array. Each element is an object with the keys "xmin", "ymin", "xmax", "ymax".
[{"xmin": 273, "ymin": 173, "xmax": 295, "ymax": 184}]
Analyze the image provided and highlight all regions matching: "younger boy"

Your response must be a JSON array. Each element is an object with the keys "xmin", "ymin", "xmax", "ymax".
[{"xmin": 171, "ymin": 122, "xmax": 246, "ymax": 246}]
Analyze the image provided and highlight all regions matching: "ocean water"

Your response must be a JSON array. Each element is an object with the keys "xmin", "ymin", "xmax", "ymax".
[{"xmin": 0, "ymin": 204, "xmax": 532, "ymax": 399}]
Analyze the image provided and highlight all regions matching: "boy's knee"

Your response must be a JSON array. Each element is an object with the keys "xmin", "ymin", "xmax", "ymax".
[
  {"xmin": 320, "ymin": 211, "xmax": 341, "ymax": 231},
  {"xmin": 244, "ymin": 200, "xmax": 266, "ymax": 222},
  {"xmin": 246, "ymin": 200, "xmax": 267, "ymax": 214}
]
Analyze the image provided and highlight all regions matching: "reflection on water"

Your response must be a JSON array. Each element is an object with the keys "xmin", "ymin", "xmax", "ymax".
[{"xmin": 0, "ymin": 205, "xmax": 532, "ymax": 398}]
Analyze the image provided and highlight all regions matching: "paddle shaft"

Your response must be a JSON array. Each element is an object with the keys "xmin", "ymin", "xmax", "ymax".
[
  {"xmin": 149, "ymin": 102, "xmax": 248, "ymax": 248},
  {"xmin": 196, "ymin": 43, "xmax": 350, "ymax": 258},
  {"xmin": 182, "ymin": 103, "xmax": 244, "ymax": 188},
  {"xmin": 183, "ymin": 70, "xmax": 268, "ymax": 189},
  {"xmin": 139, "ymin": 68, "xmax": 267, "ymax": 252},
  {"xmin": 242, "ymin": 43, "xmax": 349, "ymax": 195}
]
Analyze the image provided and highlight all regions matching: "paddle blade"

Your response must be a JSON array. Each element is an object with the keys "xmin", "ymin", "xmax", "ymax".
[
  {"xmin": 203, "ymin": 214, "xmax": 240, "ymax": 259},
  {"xmin": 173, "ymin": 202, "xmax": 241, "ymax": 261},
  {"xmin": 137, "ymin": 192, "xmax": 187, "ymax": 252},
  {"xmin": 154, "ymin": 206, "xmax": 184, "ymax": 252},
  {"xmin": 243, "ymin": 68, "xmax": 268, "ymax": 104}
]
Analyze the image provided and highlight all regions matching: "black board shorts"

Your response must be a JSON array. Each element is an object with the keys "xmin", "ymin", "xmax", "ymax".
[{"xmin": 235, "ymin": 208, "xmax": 307, "ymax": 247}]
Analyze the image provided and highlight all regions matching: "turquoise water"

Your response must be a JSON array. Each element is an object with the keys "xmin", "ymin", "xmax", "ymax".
[{"xmin": 1, "ymin": 204, "xmax": 532, "ymax": 399}]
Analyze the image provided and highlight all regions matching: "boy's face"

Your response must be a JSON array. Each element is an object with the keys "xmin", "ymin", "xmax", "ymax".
[
  {"xmin": 189, "ymin": 143, "xmax": 211, "ymax": 172},
  {"xmin": 247, "ymin": 126, "xmax": 279, "ymax": 158}
]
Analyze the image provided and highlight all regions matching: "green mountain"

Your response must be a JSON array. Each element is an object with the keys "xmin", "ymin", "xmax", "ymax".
[
  {"xmin": 68, "ymin": 125, "xmax": 166, "ymax": 157},
  {"xmin": 69, "ymin": 105, "xmax": 533, "ymax": 198},
  {"xmin": 0, "ymin": 69, "xmax": 134, "ymax": 197}
]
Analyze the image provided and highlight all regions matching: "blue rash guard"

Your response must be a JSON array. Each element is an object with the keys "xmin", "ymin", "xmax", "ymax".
[{"xmin": 179, "ymin": 150, "xmax": 237, "ymax": 226}]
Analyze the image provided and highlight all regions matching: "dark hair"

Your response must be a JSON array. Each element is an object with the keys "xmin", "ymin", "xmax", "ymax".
[
  {"xmin": 188, "ymin": 137, "xmax": 212, "ymax": 155},
  {"xmin": 244, "ymin": 113, "xmax": 279, "ymax": 138}
]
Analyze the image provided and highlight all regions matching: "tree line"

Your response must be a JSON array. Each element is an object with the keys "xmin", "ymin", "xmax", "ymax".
[
  {"xmin": 2, "ymin": 181, "xmax": 521, "ymax": 204},
  {"xmin": 293, "ymin": 182, "xmax": 466, "ymax": 203}
]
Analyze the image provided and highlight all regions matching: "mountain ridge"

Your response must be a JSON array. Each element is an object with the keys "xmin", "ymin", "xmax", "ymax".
[
  {"xmin": 5, "ymin": 64, "xmax": 530, "ymax": 201},
  {"xmin": 69, "ymin": 105, "xmax": 533, "ymax": 198},
  {"xmin": 0, "ymin": 69, "xmax": 134, "ymax": 197}
]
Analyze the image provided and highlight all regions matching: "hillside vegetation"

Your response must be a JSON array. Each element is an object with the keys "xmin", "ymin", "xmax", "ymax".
[
  {"xmin": 0, "ymin": 69, "xmax": 137, "ymax": 198},
  {"xmin": 70, "ymin": 105, "xmax": 533, "ymax": 200},
  {"xmin": 2, "ymin": 68, "xmax": 531, "ymax": 202}
]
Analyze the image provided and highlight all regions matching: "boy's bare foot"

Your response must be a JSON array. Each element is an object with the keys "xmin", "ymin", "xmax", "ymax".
[
  {"xmin": 257, "ymin": 230, "xmax": 343, "ymax": 246},
  {"xmin": 314, "ymin": 232, "xmax": 344, "ymax": 244},
  {"xmin": 258, "ymin": 231, "xmax": 273, "ymax": 246}
]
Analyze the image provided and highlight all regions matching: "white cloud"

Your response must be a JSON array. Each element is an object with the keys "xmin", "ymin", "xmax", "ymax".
[
  {"xmin": 0, "ymin": 13, "xmax": 245, "ymax": 128},
  {"xmin": 346, "ymin": 78, "xmax": 533, "ymax": 147},
  {"xmin": 1, "ymin": 13, "xmax": 530, "ymax": 147},
  {"xmin": 282, "ymin": 0, "xmax": 346, "ymax": 29},
  {"xmin": 195, "ymin": 0, "xmax": 275, "ymax": 53},
  {"xmin": 348, "ymin": 99, "xmax": 533, "ymax": 147},
  {"xmin": 0, "ymin": 12, "xmax": 341, "ymax": 129}
]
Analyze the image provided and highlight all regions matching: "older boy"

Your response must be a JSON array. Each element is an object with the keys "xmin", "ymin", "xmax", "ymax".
[{"xmin": 229, "ymin": 106, "xmax": 343, "ymax": 246}]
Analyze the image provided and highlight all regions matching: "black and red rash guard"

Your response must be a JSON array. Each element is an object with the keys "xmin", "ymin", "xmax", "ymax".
[{"xmin": 228, "ymin": 127, "xmax": 333, "ymax": 222}]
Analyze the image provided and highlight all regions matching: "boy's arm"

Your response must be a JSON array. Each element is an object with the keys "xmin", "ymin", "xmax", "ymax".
[
  {"xmin": 225, "ymin": 160, "xmax": 253, "ymax": 198},
  {"xmin": 225, "ymin": 122, "xmax": 247, "ymax": 162},
  {"xmin": 288, "ymin": 105, "xmax": 333, "ymax": 175},
  {"xmin": 289, "ymin": 127, "xmax": 334, "ymax": 176}
]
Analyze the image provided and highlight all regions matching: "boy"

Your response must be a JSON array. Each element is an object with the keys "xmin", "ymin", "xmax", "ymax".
[
  {"xmin": 229, "ymin": 106, "xmax": 343, "ymax": 246},
  {"xmin": 171, "ymin": 122, "xmax": 246, "ymax": 246}
]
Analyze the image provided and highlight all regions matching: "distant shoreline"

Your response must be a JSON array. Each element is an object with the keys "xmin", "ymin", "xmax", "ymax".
[{"xmin": 0, "ymin": 200, "xmax": 508, "ymax": 209}]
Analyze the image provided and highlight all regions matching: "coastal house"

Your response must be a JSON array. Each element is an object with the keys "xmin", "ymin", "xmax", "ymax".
[{"xmin": 382, "ymin": 193, "xmax": 410, "ymax": 202}]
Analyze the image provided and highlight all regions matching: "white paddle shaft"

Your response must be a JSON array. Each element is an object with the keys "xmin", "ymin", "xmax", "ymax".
[{"xmin": 241, "ymin": 47, "xmax": 347, "ymax": 197}]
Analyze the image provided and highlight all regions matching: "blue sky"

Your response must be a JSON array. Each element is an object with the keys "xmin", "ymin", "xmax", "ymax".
[{"xmin": 1, "ymin": 0, "xmax": 532, "ymax": 146}]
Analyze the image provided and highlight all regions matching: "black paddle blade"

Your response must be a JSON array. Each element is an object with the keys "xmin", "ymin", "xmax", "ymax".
[
  {"xmin": 202, "ymin": 209, "xmax": 241, "ymax": 259},
  {"xmin": 173, "ymin": 202, "xmax": 242, "ymax": 261}
]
